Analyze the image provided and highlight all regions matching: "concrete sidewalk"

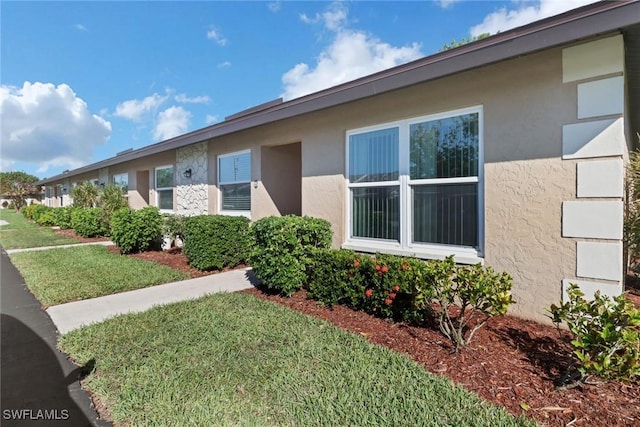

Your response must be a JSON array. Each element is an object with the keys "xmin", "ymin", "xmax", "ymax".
[{"xmin": 47, "ymin": 268, "xmax": 256, "ymax": 334}]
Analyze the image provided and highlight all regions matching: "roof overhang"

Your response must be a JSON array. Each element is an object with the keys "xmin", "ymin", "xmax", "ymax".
[{"xmin": 38, "ymin": 0, "xmax": 640, "ymax": 185}]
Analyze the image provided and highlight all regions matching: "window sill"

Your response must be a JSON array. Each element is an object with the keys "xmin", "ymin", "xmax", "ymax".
[{"xmin": 342, "ymin": 241, "xmax": 484, "ymax": 265}]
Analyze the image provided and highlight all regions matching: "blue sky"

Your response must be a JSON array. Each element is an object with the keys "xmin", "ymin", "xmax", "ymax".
[{"xmin": 1, "ymin": 0, "xmax": 598, "ymax": 179}]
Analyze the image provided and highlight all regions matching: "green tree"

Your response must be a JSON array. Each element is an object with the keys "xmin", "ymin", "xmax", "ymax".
[
  {"xmin": 0, "ymin": 171, "xmax": 41, "ymax": 212},
  {"xmin": 440, "ymin": 33, "xmax": 491, "ymax": 52}
]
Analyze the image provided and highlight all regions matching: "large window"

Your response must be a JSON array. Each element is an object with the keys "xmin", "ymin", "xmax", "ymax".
[
  {"xmin": 112, "ymin": 173, "xmax": 129, "ymax": 192},
  {"xmin": 347, "ymin": 106, "xmax": 482, "ymax": 258},
  {"xmin": 218, "ymin": 150, "xmax": 251, "ymax": 214},
  {"xmin": 155, "ymin": 166, "xmax": 174, "ymax": 211}
]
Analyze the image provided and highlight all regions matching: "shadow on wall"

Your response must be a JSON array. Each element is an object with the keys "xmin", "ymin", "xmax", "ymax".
[{"xmin": 0, "ymin": 314, "xmax": 99, "ymax": 427}]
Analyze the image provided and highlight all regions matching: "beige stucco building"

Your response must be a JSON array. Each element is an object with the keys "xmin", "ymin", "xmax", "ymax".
[{"xmin": 39, "ymin": 1, "xmax": 640, "ymax": 322}]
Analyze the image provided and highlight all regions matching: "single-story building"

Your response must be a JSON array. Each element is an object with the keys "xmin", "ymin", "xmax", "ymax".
[{"xmin": 39, "ymin": 1, "xmax": 640, "ymax": 323}]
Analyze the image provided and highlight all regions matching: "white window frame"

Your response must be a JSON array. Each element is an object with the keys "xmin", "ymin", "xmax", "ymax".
[
  {"xmin": 155, "ymin": 165, "xmax": 174, "ymax": 213},
  {"xmin": 344, "ymin": 105, "xmax": 484, "ymax": 264},
  {"xmin": 217, "ymin": 149, "xmax": 251, "ymax": 217}
]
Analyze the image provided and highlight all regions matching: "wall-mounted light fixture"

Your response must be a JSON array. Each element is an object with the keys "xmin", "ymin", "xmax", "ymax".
[
  {"xmin": 100, "ymin": 182, "xmax": 105, "ymax": 188},
  {"xmin": 253, "ymin": 180, "xmax": 258, "ymax": 189},
  {"xmin": 183, "ymin": 168, "xmax": 192, "ymax": 179}
]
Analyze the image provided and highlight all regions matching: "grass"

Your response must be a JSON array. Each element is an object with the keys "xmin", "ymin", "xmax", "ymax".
[
  {"xmin": 0, "ymin": 209, "xmax": 79, "ymax": 249},
  {"xmin": 60, "ymin": 293, "xmax": 535, "ymax": 427},
  {"xmin": 9, "ymin": 245, "xmax": 189, "ymax": 306},
  {"xmin": 0, "ymin": 209, "xmax": 39, "ymax": 229}
]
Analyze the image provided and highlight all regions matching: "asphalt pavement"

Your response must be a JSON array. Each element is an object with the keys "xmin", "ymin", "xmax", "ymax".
[{"xmin": 1, "ymin": 249, "xmax": 110, "ymax": 427}]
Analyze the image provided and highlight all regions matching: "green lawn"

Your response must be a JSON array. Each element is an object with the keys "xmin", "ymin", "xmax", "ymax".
[
  {"xmin": 0, "ymin": 209, "xmax": 39, "ymax": 229},
  {"xmin": 0, "ymin": 209, "xmax": 80, "ymax": 249},
  {"xmin": 0, "ymin": 228, "xmax": 80, "ymax": 249},
  {"xmin": 60, "ymin": 293, "xmax": 535, "ymax": 427},
  {"xmin": 9, "ymin": 245, "xmax": 189, "ymax": 306}
]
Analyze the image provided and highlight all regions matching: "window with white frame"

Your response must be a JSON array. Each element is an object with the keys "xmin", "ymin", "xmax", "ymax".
[
  {"xmin": 218, "ymin": 150, "xmax": 251, "ymax": 213},
  {"xmin": 112, "ymin": 173, "xmax": 129, "ymax": 192},
  {"xmin": 347, "ymin": 106, "xmax": 482, "ymax": 256},
  {"xmin": 155, "ymin": 166, "xmax": 174, "ymax": 211}
]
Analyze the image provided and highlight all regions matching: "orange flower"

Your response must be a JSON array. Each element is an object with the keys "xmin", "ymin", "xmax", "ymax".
[
  {"xmin": 375, "ymin": 265, "xmax": 381, "ymax": 271},
  {"xmin": 353, "ymin": 260, "xmax": 360, "ymax": 268},
  {"xmin": 381, "ymin": 265, "xmax": 388, "ymax": 273},
  {"xmin": 388, "ymin": 292, "xmax": 397, "ymax": 299},
  {"xmin": 392, "ymin": 285, "xmax": 400, "ymax": 292},
  {"xmin": 384, "ymin": 298, "xmax": 393, "ymax": 305},
  {"xmin": 365, "ymin": 289, "xmax": 373, "ymax": 297}
]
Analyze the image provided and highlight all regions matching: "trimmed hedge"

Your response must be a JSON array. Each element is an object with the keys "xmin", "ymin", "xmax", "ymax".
[
  {"xmin": 23, "ymin": 204, "xmax": 50, "ymax": 221},
  {"xmin": 110, "ymin": 207, "xmax": 163, "ymax": 254},
  {"xmin": 250, "ymin": 215, "xmax": 332, "ymax": 296},
  {"xmin": 307, "ymin": 249, "xmax": 427, "ymax": 322},
  {"xmin": 54, "ymin": 207, "xmax": 76, "ymax": 229},
  {"xmin": 71, "ymin": 207, "xmax": 108, "ymax": 238},
  {"xmin": 183, "ymin": 215, "xmax": 251, "ymax": 271},
  {"xmin": 307, "ymin": 248, "xmax": 514, "ymax": 350}
]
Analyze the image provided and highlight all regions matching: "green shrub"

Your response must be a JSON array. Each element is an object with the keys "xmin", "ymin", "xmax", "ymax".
[
  {"xmin": 162, "ymin": 214, "xmax": 185, "ymax": 241},
  {"xmin": 99, "ymin": 183, "xmax": 128, "ymax": 229},
  {"xmin": 183, "ymin": 215, "xmax": 251, "ymax": 271},
  {"xmin": 36, "ymin": 210, "xmax": 56, "ymax": 226},
  {"xmin": 250, "ymin": 215, "xmax": 332, "ymax": 296},
  {"xmin": 23, "ymin": 204, "xmax": 50, "ymax": 221},
  {"xmin": 72, "ymin": 181, "xmax": 99, "ymax": 209},
  {"xmin": 110, "ymin": 207, "xmax": 163, "ymax": 254},
  {"xmin": 307, "ymin": 250, "xmax": 513, "ymax": 350},
  {"xmin": 308, "ymin": 250, "xmax": 432, "ymax": 322},
  {"xmin": 53, "ymin": 207, "xmax": 76, "ymax": 229},
  {"xmin": 550, "ymin": 284, "xmax": 640, "ymax": 381},
  {"xmin": 423, "ymin": 257, "xmax": 514, "ymax": 352},
  {"xmin": 71, "ymin": 208, "xmax": 108, "ymax": 238},
  {"xmin": 22, "ymin": 204, "xmax": 39, "ymax": 219}
]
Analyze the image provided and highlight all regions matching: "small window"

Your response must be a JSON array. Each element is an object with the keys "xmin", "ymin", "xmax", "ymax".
[
  {"xmin": 113, "ymin": 173, "xmax": 129, "ymax": 192},
  {"xmin": 218, "ymin": 150, "xmax": 251, "ymax": 214},
  {"xmin": 155, "ymin": 166, "xmax": 174, "ymax": 211}
]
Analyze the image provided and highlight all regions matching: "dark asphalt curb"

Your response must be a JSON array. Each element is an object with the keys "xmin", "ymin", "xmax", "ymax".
[{"xmin": 1, "ymin": 249, "xmax": 112, "ymax": 427}]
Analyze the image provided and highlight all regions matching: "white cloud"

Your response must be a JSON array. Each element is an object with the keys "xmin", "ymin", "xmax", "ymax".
[
  {"xmin": 217, "ymin": 61, "xmax": 232, "ymax": 69},
  {"xmin": 282, "ymin": 2, "xmax": 422, "ymax": 100},
  {"xmin": 300, "ymin": 1, "xmax": 348, "ymax": 31},
  {"xmin": 268, "ymin": 1, "xmax": 282, "ymax": 13},
  {"xmin": 0, "ymin": 82, "xmax": 111, "ymax": 174},
  {"xmin": 114, "ymin": 93, "xmax": 168, "ymax": 122},
  {"xmin": 438, "ymin": 0, "xmax": 460, "ymax": 8},
  {"xmin": 75, "ymin": 24, "xmax": 88, "ymax": 31},
  {"xmin": 175, "ymin": 94, "xmax": 210, "ymax": 104},
  {"xmin": 207, "ymin": 27, "xmax": 228, "ymax": 46},
  {"xmin": 153, "ymin": 106, "xmax": 191, "ymax": 141},
  {"xmin": 470, "ymin": 0, "xmax": 600, "ymax": 36},
  {"xmin": 205, "ymin": 114, "xmax": 219, "ymax": 125}
]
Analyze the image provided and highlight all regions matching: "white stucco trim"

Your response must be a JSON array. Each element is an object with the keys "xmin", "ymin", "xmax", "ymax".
[
  {"xmin": 562, "ymin": 35, "xmax": 623, "ymax": 83},
  {"xmin": 577, "ymin": 76, "xmax": 624, "ymax": 119},
  {"xmin": 576, "ymin": 241, "xmax": 623, "ymax": 282},
  {"xmin": 561, "ymin": 278, "xmax": 622, "ymax": 303},
  {"xmin": 562, "ymin": 200, "xmax": 623, "ymax": 240},
  {"xmin": 562, "ymin": 118, "xmax": 625, "ymax": 160},
  {"xmin": 577, "ymin": 159, "xmax": 624, "ymax": 198}
]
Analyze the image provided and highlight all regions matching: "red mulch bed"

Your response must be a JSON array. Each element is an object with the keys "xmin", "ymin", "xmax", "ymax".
[{"xmin": 61, "ymin": 239, "xmax": 640, "ymax": 426}]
